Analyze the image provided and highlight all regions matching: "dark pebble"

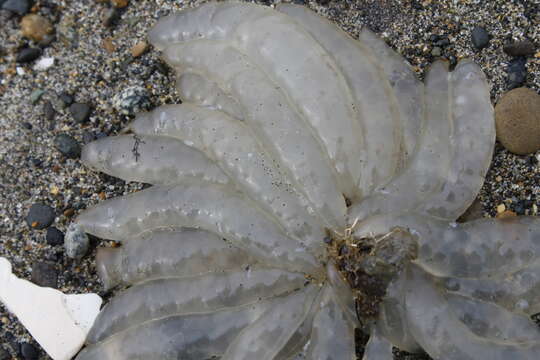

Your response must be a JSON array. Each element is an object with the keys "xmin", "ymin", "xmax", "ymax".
[
  {"xmin": 507, "ymin": 57, "xmax": 527, "ymax": 89},
  {"xmin": 21, "ymin": 121, "xmax": 32, "ymax": 129},
  {"xmin": 26, "ymin": 203, "xmax": 55, "ymax": 229},
  {"xmin": 19, "ymin": 343, "xmax": 39, "ymax": 360},
  {"xmin": 0, "ymin": 347, "xmax": 9, "ymax": 360},
  {"xmin": 471, "ymin": 26, "xmax": 490, "ymax": 49},
  {"xmin": 69, "ymin": 102, "xmax": 92, "ymax": 123},
  {"xmin": 503, "ymin": 40, "xmax": 536, "ymax": 57},
  {"xmin": 59, "ymin": 91, "xmax": 74, "ymax": 107},
  {"xmin": 435, "ymin": 38, "xmax": 450, "ymax": 47},
  {"xmin": 31, "ymin": 261, "xmax": 58, "ymax": 288},
  {"xmin": 16, "ymin": 47, "xmax": 42, "ymax": 63},
  {"xmin": 102, "ymin": 7, "xmax": 120, "ymax": 27},
  {"xmin": 46, "ymin": 226, "xmax": 64, "ymax": 246},
  {"xmin": 2, "ymin": 0, "xmax": 30, "ymax": 16},
  {"xmin": 43, "ymin": 100, "xmax": 55, "ymax": 121},
  {"xmin": 96, "ymin": 131, "xmax": 108, "ymax": 140},
  {"xmin": 30, "ymin": 157, "xmax": 42, "ymax": 167},
  {"xmin": 54, "ymin": 133, "xmax": 81, "ymax": 158}
]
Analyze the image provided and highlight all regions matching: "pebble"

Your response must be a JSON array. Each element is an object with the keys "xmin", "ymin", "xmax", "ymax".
[
  {"xmin": 0, "ymin": 347, "xmax": 9, "ymax": 360},
  {"xmin": 2, "ymin": 0, "xmax": 30, "ymax": 16},
  {"xmin": 496, "ymin": 210, "xmax": 517, "ymax": 219},
  {"xmin": 59, "ymin": 91, "xmax": 74, "ymax": 107},
  {"xmin": 102, "ymin": 7, "xmax": 120, "ymax": 27},
  {"xmin": 43, "ymin": 100, "xmax": 55, "ymax": 121},
  {"xmin": 471, "ymin": 26, "xmax": 490, "ymax": 49},
  {"xmin": 29, "ymin": 89, "xmax": 44, "ymax": 104},
  {"xmin": 431, "ymin": 46, "xmax": 441, "ymax": 57},
  {"xmin": 131, "ymin": 40, "xmax": 148, "ymax": 57},
  {"xmin": 65, "ymin": 223, "xmax": 89, "ymax": 259},
  {"xmin": 33, "ymin": 57, "xmax": 55, "ymax": 71},
  {"xmin": 111, "ymin": 0, "xmax": 129, "ymax": 8},
  {"xmin": 26, "ymin": 204, "xmax": 55, "ymax": 230},
  {"xmin": 496, "ymin": 203, "xmax": 506, "ymax": 213},
  {"xmin": 102, "ymin": 37, "xmax": 115, "ymax": 53},
  {"xmin": 45, "ymin": 226, "xmax": 64, "ymax": 246},
  {"xmin": 503, "ymin": 40, "xmax": 536, "ymax": 57},
  {"xmin": 19, "ymin": 343, "xmax": 39, "ymax": 360},
  {"xmin": 69, "ymin": 102, "xmax": 92, "ymax": 123},
  {"xmin": 113, "ymin": 86, "xmax": 151, "ymax": 115},
  {"xmin": 16, "ymin": 47, "xmax": 41, "ymax": 63},
  {"xmin": 507, "ymin": 57, "xmax": 527, "ymax": 89},
  {"xmin": 54, "ymin": 134, "xmax": 81, "ymax": 158},
  {"xmin": 31, "ymin": 261, "xmax": 58, "ymax": 288},
  {"xmin": 20, "ymin": 14, "xmax": 54, "ymax": 42},
  {"xmin": 495, "ymin": 87, "xmax": 540, "ymax": 155}
]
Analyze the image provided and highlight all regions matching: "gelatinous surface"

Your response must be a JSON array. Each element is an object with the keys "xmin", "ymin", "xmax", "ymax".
[{"xmin": 73, "ymin": 2, "xmax": 540, "ymax": 360}]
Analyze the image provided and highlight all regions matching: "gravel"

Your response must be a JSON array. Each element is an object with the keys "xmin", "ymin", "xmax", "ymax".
[{"xmin": 0, "ymin": 1, "xmax": 538, "ymax": 359}]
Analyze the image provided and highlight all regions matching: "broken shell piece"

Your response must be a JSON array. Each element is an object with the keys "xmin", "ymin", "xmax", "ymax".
[{"xmin": 0, "ymin": 257, "xmax": 102, "ymax": 360}]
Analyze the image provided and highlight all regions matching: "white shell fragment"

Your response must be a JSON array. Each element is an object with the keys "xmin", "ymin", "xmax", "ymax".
[
  {"xmin": 64, "ymin": 2, "xmax": 540, "ymax": 360},
  {"xmin": 0, "ymin": 257, "xmax": 102, "ymax": 360}
]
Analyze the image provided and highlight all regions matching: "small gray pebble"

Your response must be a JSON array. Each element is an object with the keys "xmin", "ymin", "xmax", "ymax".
[
  {"xmin": 471, "ymin": 26, "xmax": 490, "ymax": 49},
  {"xmin": 113, "ymin": 86, "xmax": 151, "ymax": 116},
  {"xmin": 69, "ymin": 102, "xmax": 92, "ymax": 123},
  {"xmin": 507, "ymin": 57, "xmax": 527, "ymax": 89},
  {"xmin": 31, "ymin": 261, "xmax": 58, "ymax": 288},
  {"xmin": 46, "ymin": 226, "xmax": 64, "ymax": 246},
  {"xmin": 43, "ymin": 100, "xmax": 55, "ymax": 121},
  {"xmin": 65, "ymin": 223, "xmax": 89, "ymax": 259},
  {"xmin": 431, "ymin": 46, "xmax": 442, "ymax": 57},
  {"xmin": 30, "ymin": 89, "xmax": 44, "ymax": 104},
  {"xmin": 54, "ymin": 133, "xmax": 81, "ymax": 158},
  {"xmin": 26, "ymin": 203, "xmax": 55, "ymax": 230},
  {"xmin": 16, "ymin": 47, "xmax": 41, "ymax": 63},
  {"xmin": 59, "ymin": 91, "xmax": 74, "ymax": 107},
  {"xmin": 503, "ymin": 40, "xmax": 536, "ymax": 57},
  {"xmin": 20, "ymin": 343, "xmax": 39, "ymax": 360},
  {"xmin": 2, "ymin": 0, "xmax": 30, "ymax": 16}
]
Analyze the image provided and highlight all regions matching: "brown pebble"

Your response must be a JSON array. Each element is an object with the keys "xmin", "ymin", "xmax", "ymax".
[
  {"xmin": 503, "ymin": 40, "xmax": 536, "ymax": 57},
  {"xmin": 131, "ymin": 41, "xmax": 148, "ymax": 57},
  {"xmin": 20, "ymin": 14, "xmax": 54, "ymax": 42},
  {"xmin": 495, "ymin": 87, "xmax": 540, "ymax": 155},
  {"xmin": 496, "ymin": 210, "xmax": 517, "ymax": 219},
  {"xmin": 63, "ymin": 208, "xmax": 75, "ymax": 217},
  {"xmin": 103, "ymin": 37, "xmax": 116, "ymax": 53},
  {"xmin": 98, "ymin": 191, "xmax": 106, "ymax": 200},
  {"xmin": 111, "ymin": 0, "xmax": 129, "ymax": 8}
]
